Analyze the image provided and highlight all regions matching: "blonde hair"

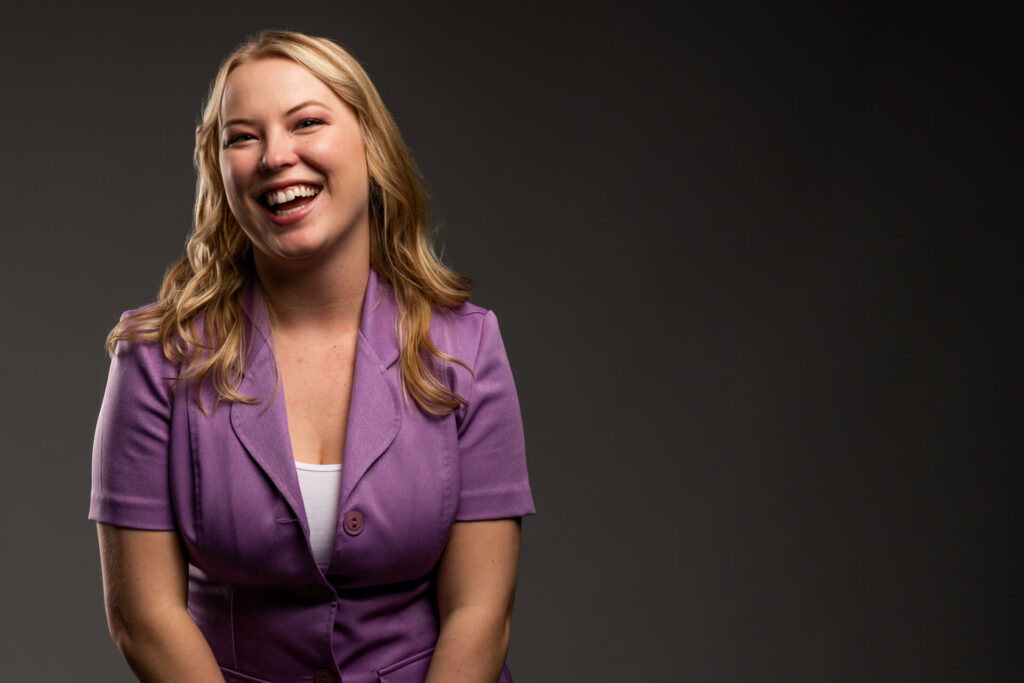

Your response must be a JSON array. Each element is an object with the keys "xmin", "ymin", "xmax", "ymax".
[{"xmin": 108, "ymin": 30, "xmax": 472, "ymax": 415}]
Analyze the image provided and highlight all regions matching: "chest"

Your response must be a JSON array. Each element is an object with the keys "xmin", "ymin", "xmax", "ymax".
[
  {"xmin": 176, "ymin": 351, "xmax": 460, "ymax": 589},
  {"xmin": 275, "ymin": 334, "xmax": 357, "ymax": 466}
]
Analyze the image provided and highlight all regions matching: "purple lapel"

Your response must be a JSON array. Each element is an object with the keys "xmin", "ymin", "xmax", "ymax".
[
  {"xmin": 340, "ymin": 268, "xmax": 402, "ymax": 502},
  {"xmin": 229, "ymin": 268, "xmax": 403, "ymax": 534}
]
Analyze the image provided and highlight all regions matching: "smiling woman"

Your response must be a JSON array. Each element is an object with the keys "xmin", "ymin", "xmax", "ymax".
[
  {"xmin": 89, "ymin": 30, "xmax": 534, "ymax": 683},
  {"xmin": 219, "ymin": 58, "xmax": 371, "ymax": 267}
]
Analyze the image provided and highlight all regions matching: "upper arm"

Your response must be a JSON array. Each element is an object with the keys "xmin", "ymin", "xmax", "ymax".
[
  {"xmin": 97, "ymin": 524, "xmax": 189, "ymax": 640},
  {"xmin": 435, "ymin": 519, "xmax": 522, "ymax": 624},
  {"xmin": 438, "ymin": 311, "xmax": 531, "ymax": 620},
  {"xmin": 90, "ymin": 328, "xmax": 185, "ymax": 637},
  {"xmin": 454, "ymin": 311, "xmax": 535, "ymax": 521},
  {"xmin": 90, "ymin": 334, "xmax": 177, "ymax": 530}
]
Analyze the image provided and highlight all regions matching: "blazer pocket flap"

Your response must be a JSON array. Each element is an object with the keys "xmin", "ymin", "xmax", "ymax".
[
  {"xmin": 220, "ymin": 666, "xmax": 275, "ymax": 683},
  {"xmin": 377, "ymin": 646, "xmax": 435, "ymax": 681}
]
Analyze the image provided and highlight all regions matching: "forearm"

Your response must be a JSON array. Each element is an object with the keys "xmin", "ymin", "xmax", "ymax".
[
  {"xmin": 112, "ymin": 606, "xmax": 225, "ymax": 683},
  {"xmin": 425, "ymin": 606, "xmax": 511, "ymax": 683}
]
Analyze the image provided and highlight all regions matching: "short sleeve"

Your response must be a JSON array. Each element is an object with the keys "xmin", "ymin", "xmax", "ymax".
[
  {"xmin": 454, "ymin": 311, "xmax": 535, "ymax": 520},
  {"xmin": 88, "ymin": 328, "xmax": 177, "ymax": 530}
]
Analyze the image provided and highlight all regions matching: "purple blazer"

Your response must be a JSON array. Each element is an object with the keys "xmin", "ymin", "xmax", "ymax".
[{"xmin": 89, "ymin": 268, "xmax": 535, "ymax": 683}]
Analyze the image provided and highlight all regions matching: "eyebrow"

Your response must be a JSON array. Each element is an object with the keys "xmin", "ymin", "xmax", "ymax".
[{"xmin": 222, "ymin": 100, "xmax": 330, "ymax": 128}]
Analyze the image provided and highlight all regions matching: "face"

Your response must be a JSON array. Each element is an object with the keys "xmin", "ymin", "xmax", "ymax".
[{"xmin": 218, "ymin": 58, "xmax": 370, "ymax": 269}]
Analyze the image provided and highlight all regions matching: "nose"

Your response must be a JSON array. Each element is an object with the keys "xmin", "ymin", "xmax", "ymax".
[{"xmin": 259, "ymin": 130, "xmax": 298, "ymax": 172}]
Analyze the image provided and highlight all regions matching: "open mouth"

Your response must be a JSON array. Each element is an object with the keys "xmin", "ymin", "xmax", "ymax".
[{"xmin": 260, "ymin": 183, "xmax": 322, "ymax": 216}]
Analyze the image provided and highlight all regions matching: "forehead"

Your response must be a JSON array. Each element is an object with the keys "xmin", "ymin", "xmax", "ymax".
[{"xmin": 221, "ymin": 57, "xmax": 339, "ymax": 118}]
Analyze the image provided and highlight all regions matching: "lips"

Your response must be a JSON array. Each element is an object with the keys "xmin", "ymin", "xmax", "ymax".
[
  {"xmin": 259, "ymin": 182, "xmax": 322, "ymax": 215},
  {"xmin": 255, "ymin": 187, "xmax": 322, "ymax": 227}
]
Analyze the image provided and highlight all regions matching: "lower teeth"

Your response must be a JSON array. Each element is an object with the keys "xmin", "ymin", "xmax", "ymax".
[{"xmin": 273, "ymin": 198, "xmax": 315, "ymax": 216}]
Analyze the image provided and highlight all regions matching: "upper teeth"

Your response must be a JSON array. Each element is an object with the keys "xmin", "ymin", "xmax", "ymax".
[{"xmin": 264, "ymin": 184, "xmax": 319, "ymax": 206}]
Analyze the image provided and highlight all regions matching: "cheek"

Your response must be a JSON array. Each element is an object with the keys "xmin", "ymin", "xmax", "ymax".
[
  {"xmin": 217, "ymin": 157, "xmax": 249, "ymax": 212},
  {"xmin": 311, "ymin": 135, "xmax": 368, "ymax": 179}
]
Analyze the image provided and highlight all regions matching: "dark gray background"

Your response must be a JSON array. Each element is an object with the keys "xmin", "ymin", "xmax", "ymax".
[{"xmin": 0, "ymin": 2, "xmax": 1018, "ymax": 681}]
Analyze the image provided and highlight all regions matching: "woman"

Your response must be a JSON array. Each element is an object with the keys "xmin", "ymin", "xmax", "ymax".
[{"xmin": 89, "ymin": 30, "xmax": 534, "ymax": 683}]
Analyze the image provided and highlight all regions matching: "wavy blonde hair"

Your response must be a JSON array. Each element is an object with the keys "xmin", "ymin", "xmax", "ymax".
[{"xmin": 108, "ymin": 30, "xmax": 472, "ymax": 415}]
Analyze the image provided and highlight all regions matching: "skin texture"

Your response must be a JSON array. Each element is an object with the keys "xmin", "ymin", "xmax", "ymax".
[
  {"xmin": 220, "ymin": 57, "xmax": 372, "ymax": 469},
  {"xmin": 98, "ymin": 525, "xmax": 225, "ymax": 682},
  {"xmin": 428, "ymin": 519, "xmax": 522, "ymax": 682},
  {"xmin": 219, "ymin": 57, "xmax": 371, "ymax": 275},
  {"xmin": 99, "ymin": 57, "xmax": 522, "ymax": 682}
]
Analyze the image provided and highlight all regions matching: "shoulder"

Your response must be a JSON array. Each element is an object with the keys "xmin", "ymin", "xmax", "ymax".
[
  {"xmin": 442, "ymin": 300, "xmax": 493, "ymax": 330},
  {"xmin": 429, "ymin": 301, "xmax": 504, "ymax": 370},
  {"xmin": 439, "ymin": 298, "xmax": 492, "ymax": 322},
  {"xmin": 109, "ymin": 304, "xmax": 179, "ymax": 380}
]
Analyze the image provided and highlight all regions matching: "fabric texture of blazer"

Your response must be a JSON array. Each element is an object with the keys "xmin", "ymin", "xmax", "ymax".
[{"xmin": 89, "ymin": 267, "xmax": 535, "ymax": 683}]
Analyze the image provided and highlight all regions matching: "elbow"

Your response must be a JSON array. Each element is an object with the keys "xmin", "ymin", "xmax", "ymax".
[
  {"xmin": 105, "ymin": 604, "xmax": 144, "ymax": 660},
  {"xmin": 497, "ymin": 619, "xmax": 512, "ymax": 663},
  {"xmin": 494, "ymin": 594, "xmax": 515, "ymax": 656},
  {"xmin": 482, "ymin": 610, "xmax": 514, "ymax": 674},
  {"xmin": 104, "ymin": 601, "xmax": 130, "ymax": 650},
  {"xmin": 497, "ymin": 608, "xmax": 513, "ymax": 656},
  {"xmin": 444, "ymin": 605, "xmax": 513, "ymax": 657},
  {"xmin": 104, "ymin": 601, "xmax": 164, "ymax": 662}
]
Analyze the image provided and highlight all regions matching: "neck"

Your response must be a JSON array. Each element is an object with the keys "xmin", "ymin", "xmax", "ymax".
[{"xmin": 254, "ymin": 246, "xmax": 370, "ymax": 337}]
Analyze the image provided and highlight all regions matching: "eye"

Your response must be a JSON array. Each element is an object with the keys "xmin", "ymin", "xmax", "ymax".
[
  {"xmin": 296, "ymin": 118, "xmax": 325, "ymax": 130},
  {"xmin": 223, "ymin": 132, "xmax": 255, "ymax": 148}
]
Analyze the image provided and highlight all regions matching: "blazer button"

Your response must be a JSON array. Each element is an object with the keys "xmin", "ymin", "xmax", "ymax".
[
  {"xmin": 309, "ymin": 584, "xmax": 332, "ymax": 601},
  {"xmin": 343, "ymin": 510, "xmax": 364, "ymax": 536},
  {"xmin": 314, "ymin": 669, "xmax": 336, "ymax": 683}
]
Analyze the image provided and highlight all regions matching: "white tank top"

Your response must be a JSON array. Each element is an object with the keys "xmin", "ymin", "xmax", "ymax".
[{"xmin": 294, "ymin": 462, "xmax": 342, "ymax": 570}]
